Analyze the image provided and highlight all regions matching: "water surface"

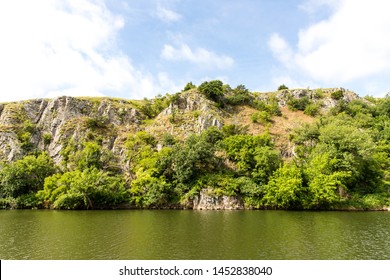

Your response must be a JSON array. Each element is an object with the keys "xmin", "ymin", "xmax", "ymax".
[{"xmin": 1, "ymin": 210, "xmax": 389, "ymax": 259}]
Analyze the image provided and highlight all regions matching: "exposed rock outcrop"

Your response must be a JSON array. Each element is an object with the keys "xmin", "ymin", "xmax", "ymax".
[
  {"xmin": 192, "ymin": 189, "xmax": 244, "ymax": 210},
  {"xmin": 0, "ymin": 96, "xmax": 145, "ymax": 164},
  {"xmin": 0, "ymin": 87, "xmax": 364, "ymax": 165}
]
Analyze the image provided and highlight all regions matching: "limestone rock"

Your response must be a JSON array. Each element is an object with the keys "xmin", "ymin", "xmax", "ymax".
[{"xmin": 192, "ymin": 189, "xmax": 244, "ymax": 210}]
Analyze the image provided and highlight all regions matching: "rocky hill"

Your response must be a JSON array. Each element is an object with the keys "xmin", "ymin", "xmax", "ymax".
[
  {"xmin": 2, "ymin": 83, "xmax": 389, "ymax": 211},
  {"xmin": 0, "ymin": 87, "xmax": 359, "ymax": 165}
]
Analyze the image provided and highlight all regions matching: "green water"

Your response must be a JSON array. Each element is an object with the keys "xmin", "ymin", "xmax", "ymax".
[{"xmin": 1, "ymin": 210, "xmax": 390, "ymax": 259}]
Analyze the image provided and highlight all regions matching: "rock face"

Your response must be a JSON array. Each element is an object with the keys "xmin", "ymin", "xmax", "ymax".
[
  {"xmin": 257, "ymin": 87, "xmax": 360, "ymax": 110},
  {"xmin": 147, "ymin": 90, "xmax": 224, "ymax": 137},
  {"xmin": 0, "ymin": 96, "xmax": 144, "ymax": 164},
  {"xmin": 0, "ymin": 91, "xmax": 226, "ymax": 165},
  {"xmin": 192, "ymin": 189, "xmax": 244, "ymax": 210},
  {"xmin": 0, "ymin": 87, "xmax": 363, "ymax": 165}
]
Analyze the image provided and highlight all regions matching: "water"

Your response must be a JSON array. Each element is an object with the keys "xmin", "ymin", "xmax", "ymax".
[{"xmin": 1, "ymin": 210, "xmax": 390, "ymax": 259}]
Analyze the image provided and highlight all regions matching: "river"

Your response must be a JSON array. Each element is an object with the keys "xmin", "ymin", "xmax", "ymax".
[{"xmin": 1, "ymin": 210, "xmax": 390, "ymax": 259}]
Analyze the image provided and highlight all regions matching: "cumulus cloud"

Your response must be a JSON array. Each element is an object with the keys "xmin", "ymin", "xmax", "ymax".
[
  {"xmin": 268, "ymin": 33, "xmax": 293, "ymax": 65},
  {"xmin": 156, "ymin": 3, "xmax": 182, "ymax": 22},
  {"xmin": 0, "ymin": 0, "xmax": 172, "ymax": 102},
  {"xmin": 299, "ymin": 0, "xmax": 340, "ymax": 15},
  {"xmin": 161, "ymin": 43, "xmax": 234, "ymax": 69},
  {"xmin": 269, "ymin": 0, "xmax": 390, "ymax": 91}
]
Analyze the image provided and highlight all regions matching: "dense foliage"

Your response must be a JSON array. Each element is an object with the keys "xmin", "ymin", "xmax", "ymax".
[{"xmin": 1, "ymin": 84, "xmax": 390, "ymax": 210}]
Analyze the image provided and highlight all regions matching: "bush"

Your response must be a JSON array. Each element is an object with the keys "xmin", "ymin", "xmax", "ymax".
[
  {"xmin": 262, "ymin": 163, "xmax": 304, "ymax": 209},
  {"xmin": 183, "ymin": 82, "xmax": 196, "ymax": 91},
  {"xmin": 86, "ymin": 117, "xmax": 108, "ymax": 129},
  {"xmin": 162, "ymin": 133, "xmax": 176, "ymax": 147},
  {"xmin": 225, "ymin": 94, "xmax": 251, "ymax": 105},
  {"xmin": 331, "ymin": 90, "xmax": 344, "ymax": 100},
  {"xmin": 221, "ymin": 124, "xmax": 248, "ymax": 136},
  {"xmin": 314, "ymin": 89, "xmax": 324, "ymax": 99},
  {"xmin": 16, "ymin": 193, "xmax": 42, "ymax": 209},
  {"xmin": 198, "ymin": 80, "xmax": 224, "ymax": 102},
  {"xmin": 287, "ymin": 96, "xmax": 311, "ymax": 111},
  {"xmin": 42, "ymin": 133, "xmax": 51, "ymax": 146},
  {"xmin": 304, "ymin": 103, "xmax": 320, "ymax": 116},
  {"xmin": 225, "ymin": 84, "xmax": 252, "ymax": 106},
  {"xmin": 251, "ymin": 111, "xmax": 271, "ymax": 124},
  {"xmin": 38, "ymin": 168, "xmax": 127, "ymax": 209},
  {"xmin": 278, "ymin": 84, "xmax": 288, "ymax": 90},
  {"xmin": 360, "ymin": 194, "xmax": 387, "ymax": 210},
  {"xmin": 0, "ymin": 152, "xmax": 56, "ymax": 198}
]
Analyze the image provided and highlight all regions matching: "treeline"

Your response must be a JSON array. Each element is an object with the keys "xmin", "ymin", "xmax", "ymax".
[{"xmin": 1, "ymin": 83, "xmax": 390, "ymax": 210}]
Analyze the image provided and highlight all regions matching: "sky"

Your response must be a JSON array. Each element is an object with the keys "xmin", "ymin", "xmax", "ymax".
[{"xmin": 1, "ymin": 0, "xmax": 390, "ymax": 103}]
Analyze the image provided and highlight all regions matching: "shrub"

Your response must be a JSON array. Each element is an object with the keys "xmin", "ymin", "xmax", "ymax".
[
  {"xmin": 183, "ymin": 82, "xmax": 196, "ymax": 91},
  {"xmin": 278, "ymin": 84, "xmax": 288, "ymax": 90},
  {"xmin": 225, "ymin": 94, "xmax": 251, "ymax": 105},
  {"xmin": 251, "ymin": 111, "xmax": 271, "ymax": 124},
  {"xmin": 42, "ymin": 133, "xmax": 51, "ymax": 146},
  {"xmin": 304, "ymin": 103, "xmax": 321, "ymax": 116},
  {"xmin": 86, "ymin": 117, "xmax": 108, "ymax": 129},
  {"xmin": 331, "ymin": 90, "xmax": 344, "ymax": 100},
  {"xmin": 198, "ymin": 80, "xmax": 224, "ymax": 102},
  {"xmin": 287, "ymin": 96, "xmax": 311, "ymax": 111},
  {"xmin": 0, "ymin": 152, "xmax": 56, "ymax": 198},
  {"xmin": 225, "ymin": 84, "xmax": 252, "ymax": 106},
  {"xmin": 314, "ymin": 89, "xmax": 324, "ymax": 99}
]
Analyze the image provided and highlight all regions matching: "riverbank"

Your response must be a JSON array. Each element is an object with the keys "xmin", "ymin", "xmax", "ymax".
[{"xmin": 2, "ymin": 189, "xmax": 390, "ymax": 211}]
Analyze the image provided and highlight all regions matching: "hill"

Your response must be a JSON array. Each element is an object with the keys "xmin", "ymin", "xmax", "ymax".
[{"xmin": 0, "ymin": 82, "xmax": 389, "ymax": 210}]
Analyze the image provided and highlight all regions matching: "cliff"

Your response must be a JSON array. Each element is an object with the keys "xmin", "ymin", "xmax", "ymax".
[
  {"xmin": 0, "ymin": 87, "xmax": 360, "ymax": 166},
  {"xmin": 2, "ymin": 85, "xmax": 388, "ymax": 211}
]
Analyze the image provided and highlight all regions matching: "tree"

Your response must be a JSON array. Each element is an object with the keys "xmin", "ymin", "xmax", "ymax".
[
  {"xmin": 331, "ymin": 90, "xmax": 344, "ymax": 100},
  {"xmin": 38, "ymin": 168, "xmax": 127, "ymax": 209},
  {"xmin": 303, "ymin": 153, "xmax": 349, "ymax": 209},
  {"xmin": 76, "ymin": 142, "xmax": 103, "ymax": 170},
  {"xmin": 262, "ymin": 163, "xmax": 303, "ymax": 209},
  {"xmin": 314, "ymin": 119, "xmax": 382, "ymax": 194},
  {"xmin": 183, "ymin": 82, "xmax": 196, "ymax": 91},
  {"xmin": 278, "ymin": 84, "xmax": 288, "ymax": 90},
  {"xmin": 287, "ymin": 96, "xmax": 311, "ymax": 111},
  {"xmin": 0, "ymin": 152, "xmax": 56, "ymax": 198},
  {"xmin": 198, "ymin": 80, "xmax": 224, "ymax": 102},
  {"xmin": 225, "ymin": 84, "xmax": 252, "ymax": 105}
]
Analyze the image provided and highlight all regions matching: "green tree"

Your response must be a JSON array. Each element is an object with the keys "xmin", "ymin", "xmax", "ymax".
[
  {"xmin": 278, "ymin": 84, "xmax": 288, "ymax": 90},
  {"xmin": 314, "ymin": 119, "xmax": 382, "ymax": 194},
  {"xmin": 198, "ymin": 80, "xmax": 224, "ymax": 102},
  {"xmin": 287, "ymin": 96, "xmax": 311, "ymax": 111},
  {"xmin": 76, "ymin": 142, "xmax": 103, "ymax": 170},
  {"xmin": 183, "ymin": 82, "xmax": 196, "ymax": 91},
  {"xmin": 303, "ymin": 153, "xmax": 349, "ymax": 209},
  {"xmin": 0, "ymin": 152, "xmax": 56, "ymax": 198},
  {"xmin": 225, "ymin": 84, "xmax": 252, "ymax": 105},
  {"xmin": 38, "ymin": 168, "xmax": 126, "ymax": 209},
  {"xmin": 331, "ymin": 90, "xmax": 344, "ymax": 100},
  {"xmin": 262, "ymin": 163, "xmax": 303, "ymax": 209}
]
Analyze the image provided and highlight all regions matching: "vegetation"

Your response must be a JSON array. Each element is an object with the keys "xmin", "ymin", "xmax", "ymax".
[
  {"xmin": 0, "ymin": 84, "xmax": 390, "ymax": 210},
  {"xmin": 278, "ymin": 84, "xmax": 289, "ymax": 90},
  {"xmin": 198, "ymin": 80, "xmax": 224, "ymax": 102}
]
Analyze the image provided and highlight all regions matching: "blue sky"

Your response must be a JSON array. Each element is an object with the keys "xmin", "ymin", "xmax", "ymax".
[{"xmin": 1, "ymin": 0, "xmax": 390, "ymax": 102}]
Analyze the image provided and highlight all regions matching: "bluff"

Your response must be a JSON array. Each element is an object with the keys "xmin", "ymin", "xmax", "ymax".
[
  {"xmin": 0, "ymin": 87, "xmax": 358, "ymax": 166},
  {"xmin": 3, "ymin": 85, "xmax": 385, "ymax": 211}
]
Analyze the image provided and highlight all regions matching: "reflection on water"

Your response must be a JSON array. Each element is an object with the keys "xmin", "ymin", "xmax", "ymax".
[{"xmin": 1, "ymin": 210, "xmax": 390, "ymax": 259}]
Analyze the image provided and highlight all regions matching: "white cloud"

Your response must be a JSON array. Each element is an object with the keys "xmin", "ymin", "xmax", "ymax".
[
  {"xmin": 0, "ymin": 0, "xmax": 170, "ymax": 102},
  {"xmin": 156, "ymin": 3, "xmax": 182, "ymax": 22},
  {"xmin": 268, "ymin": 33, "xmax": 293, "ymax": 65},
  {"xmin": 269, "ymin": 0, "xmax": 390, "ymax": 93},
  {"xmin": 161, "ymin": 43, "xmax": 234, "ymax": 69},
  {"xmin": 299, "ymin": 0, "xmax": 340, "ymax": 15}
]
